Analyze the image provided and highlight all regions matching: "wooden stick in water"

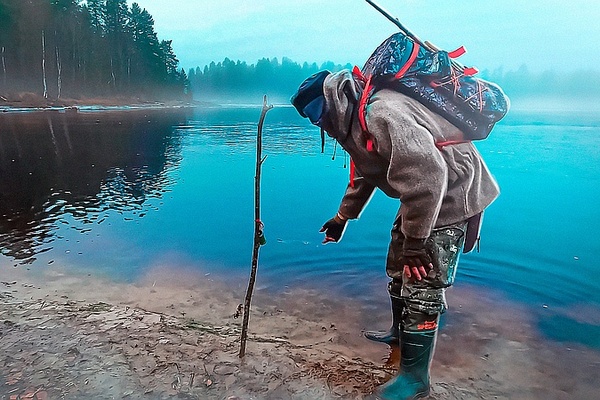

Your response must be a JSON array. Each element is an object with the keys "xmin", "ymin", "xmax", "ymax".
[{"xmin": 239, "ymin": 95, "xmax": 273, "ymax": 358}]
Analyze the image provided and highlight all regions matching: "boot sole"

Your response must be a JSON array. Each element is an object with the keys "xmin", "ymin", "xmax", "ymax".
[{"xmin": 363, "ymin": 332, "xmax": 400, "ymax": 344}]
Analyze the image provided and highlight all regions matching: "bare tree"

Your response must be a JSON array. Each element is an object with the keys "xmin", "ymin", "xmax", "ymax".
[
  {"xmin": 41, "ymin": 30, "xmax": 48, "ymax": 99},
  {"xmin": 55, "ymin": 41, "xmax": 62, "ymax": 98},
  {"xmin": 1, "ymin": 46, "xmax": 6, "ymax": 88}
]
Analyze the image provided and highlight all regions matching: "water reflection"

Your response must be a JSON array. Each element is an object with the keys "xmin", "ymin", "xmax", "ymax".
[
  {"xmin": 0, "ymin": 109, "xmax": 189, "ymax": 264},
  {"xmin": 1, "ymin": 105, "xmax": 599, "ymax": 350},
  {"xmin": 182, "ymin": 106, "xmax": 325, "ymax": 156}
]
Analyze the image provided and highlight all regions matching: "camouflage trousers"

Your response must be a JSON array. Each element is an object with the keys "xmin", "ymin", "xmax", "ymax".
[{"xmin": 386, "ymin": 219, "xmax": 467, "ymax": 331}]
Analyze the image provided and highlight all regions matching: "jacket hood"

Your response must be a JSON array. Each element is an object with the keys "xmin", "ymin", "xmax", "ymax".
[{"xmin": 322, "ymin": 70, "xmax": 363, "ymax": 143}]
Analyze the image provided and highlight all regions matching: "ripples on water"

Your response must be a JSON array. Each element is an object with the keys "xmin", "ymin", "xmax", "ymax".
[
  {"xmin": 1, "ymin": 103, "xmax": 599, "ymax": 348},
  {"xmin": 179, "ymin": 110, "xmax": 321, "ymax": 156},
  {"xmin": 0, "ymin": 109, "xmax": 184, "ymax": 265}
]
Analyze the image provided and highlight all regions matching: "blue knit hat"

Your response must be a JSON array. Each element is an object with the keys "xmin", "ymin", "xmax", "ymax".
[{"xmin": 290, "ymin": 70, "xmax": 331, "ymax": 125}]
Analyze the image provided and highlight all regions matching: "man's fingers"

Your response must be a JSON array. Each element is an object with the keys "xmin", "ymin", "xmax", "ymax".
[
  {"xmin": 403, "ymin": 265, "xmax": 428, "ymax": 280},
  {"xmin": 402, "ymin": 257, "xmax": 434, "ymax": 280},
  {"xmin": 319, "ymin": 226, "xmax": 326, "ymax": 233},
  {"xmin": 411, "ymin": 266, "xmax": 422, "ymax": 280},
  {"xmin": 322, "ymin": 236, "xmax": 336, "ymax": 244}
]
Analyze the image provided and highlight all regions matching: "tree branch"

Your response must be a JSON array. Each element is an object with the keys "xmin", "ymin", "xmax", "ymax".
[{"xmin": 239, "ymin": 95, "xmax": 273, "ymax": 358}]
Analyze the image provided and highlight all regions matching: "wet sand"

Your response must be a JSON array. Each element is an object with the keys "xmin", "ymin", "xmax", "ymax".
[{"xmin": 1, "ymin": 264, "xmax": 599, "ymax": 400}]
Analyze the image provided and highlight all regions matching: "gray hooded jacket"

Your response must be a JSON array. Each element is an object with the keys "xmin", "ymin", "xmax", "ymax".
[{"xmin": 321, "ymin": 70, "xmax": 499, "ymax": 239}]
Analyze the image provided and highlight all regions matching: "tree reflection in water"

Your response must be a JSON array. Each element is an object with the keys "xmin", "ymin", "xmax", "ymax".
[{"xmin": 0, "ymin": 108, "xmax": 189, "ymax": 265}]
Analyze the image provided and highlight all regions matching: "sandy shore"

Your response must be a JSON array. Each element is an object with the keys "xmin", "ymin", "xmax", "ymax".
[{"xmin": 1, "ymin": 263, "xmax": 599, "ymax": 400}]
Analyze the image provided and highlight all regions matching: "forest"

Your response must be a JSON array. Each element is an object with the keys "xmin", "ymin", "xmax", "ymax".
[
  {"xmin": 188, "ymin": 57, "xmax": 600, "ymax": 104},
  {"xmin": 0, "ymin": 0, "xmax": 189, "ymax": 102},
  {"xmin": 187, "ymin": 57, "xmax": 354, "ymax": 103},
  {"xmin": 2, "ymin": 0, "xmax": 596, "ymax": 106}
]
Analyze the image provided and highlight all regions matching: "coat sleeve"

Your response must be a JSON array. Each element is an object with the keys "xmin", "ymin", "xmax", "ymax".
[
  {"xmin": 368, "ymin": 100, "xmax": 448, "ymax": 239},
  {"xmin": 337, "ymin": 168, "xmax": 376, "ymax": 220}
]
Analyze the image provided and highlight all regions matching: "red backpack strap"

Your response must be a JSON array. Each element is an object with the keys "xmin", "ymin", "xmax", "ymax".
[
  {"xmin": 351, "ymin": 42, "xmax": 420, "ymax": 153},
  {"xmin": 349, "ymin": 158, "xmax": 356, "ymax": 188},
  {"xmin": 448, "ymin": 46, "xmax": 466, "ymax": 59},
  {"xmin": 435, "ymin": 140, "xmax": 468, "ymax": 149},
  {"xmin": 352, "ymin": 66, "xmax": 375, "ymax": 152},
  {"xmin": 446, "ymin": 46, "xmax": 478, "ymax": 76},
  {"xmin": 394, "ymin": 42, "xmax": 420, "ymax": 80}
]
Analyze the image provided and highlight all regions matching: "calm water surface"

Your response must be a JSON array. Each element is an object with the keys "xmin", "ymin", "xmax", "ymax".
[{"xmin": 0, "ymin": 102, "xmax": 599, "ymax": 348}]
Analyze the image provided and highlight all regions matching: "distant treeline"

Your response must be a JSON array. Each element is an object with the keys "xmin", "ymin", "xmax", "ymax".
[
  {"xmin": 480, "ymin": 65, "xmax": 600, "ymax": 99},
  {"xmin": 0, "ymin": 0, "xmax": 189, "ymax": 101},
  {"xmin": 189, "ymin": 58, "xmax": 600, "ymax": 102},
  {"xmin": 188, "ymin": 57, "xmax": 353, "ymax": 103}
]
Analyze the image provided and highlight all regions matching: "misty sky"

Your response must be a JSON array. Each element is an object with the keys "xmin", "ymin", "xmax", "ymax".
[{"xmin": 130, "ymin": 0, "xmax": 600, "ymax": 74}]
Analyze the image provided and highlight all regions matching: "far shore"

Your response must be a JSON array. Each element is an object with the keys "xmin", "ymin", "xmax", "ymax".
[
  {"xmin": 1, "ymin": 92, "xmax": 296, "ymax": 113},
  {"xmin": 0, "ymin": 92, "xmax": 211, "ymax": 113},
  {"xmin": 5, "ymin": 92, "xmax": 600, "ymax": 115}
]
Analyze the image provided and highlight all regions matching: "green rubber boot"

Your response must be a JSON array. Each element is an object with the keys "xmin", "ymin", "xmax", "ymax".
[
  {"xmin": 364, "ymin": 296, "xmax": 403, "ymax": 345},
  {"xmin": 373, "ymin": 328, "xmax": 437, "ymax": 400}
]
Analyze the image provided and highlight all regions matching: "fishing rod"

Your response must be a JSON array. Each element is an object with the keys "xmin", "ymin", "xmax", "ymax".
[
  {"xmin": 365, "ymin": 0, "xmax": 472, "ymax": 73},
  {"xmin": 365, "ymin": 0, "xmax": 431, "ymax": 50}
]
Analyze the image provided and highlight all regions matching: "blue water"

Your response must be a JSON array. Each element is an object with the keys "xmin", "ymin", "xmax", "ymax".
[{"xmin": 0, "ymin": 102, "xmax": 599, "ymax": 348}]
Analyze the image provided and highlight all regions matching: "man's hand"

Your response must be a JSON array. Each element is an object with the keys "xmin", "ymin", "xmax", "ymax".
[
  {"xmin": 319, "ymin": 214, "xmax": 347, "ymax": 244},
  {"xmin": 400, "ymin": 237, "xmax": 433, "ymax": 281}
]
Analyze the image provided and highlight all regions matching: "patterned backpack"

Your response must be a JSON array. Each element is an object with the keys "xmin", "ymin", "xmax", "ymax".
[{"xmin": 354, "ymin": 31, "xmax": 510, "ymax": 145}]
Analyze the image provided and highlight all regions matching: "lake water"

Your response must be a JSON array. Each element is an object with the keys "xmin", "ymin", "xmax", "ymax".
[{"xmin": 0, "ymin": 101, "xmax": 599, "ymax": 350}]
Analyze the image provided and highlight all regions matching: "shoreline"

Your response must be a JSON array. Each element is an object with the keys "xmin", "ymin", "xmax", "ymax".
[
  {"xmin": 0, "ymin": 92, "xmax": 209, "ymax": 113},
  {"xmin": 1, "ymin": 264, "xmax": 599, "ymax": 399}
]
